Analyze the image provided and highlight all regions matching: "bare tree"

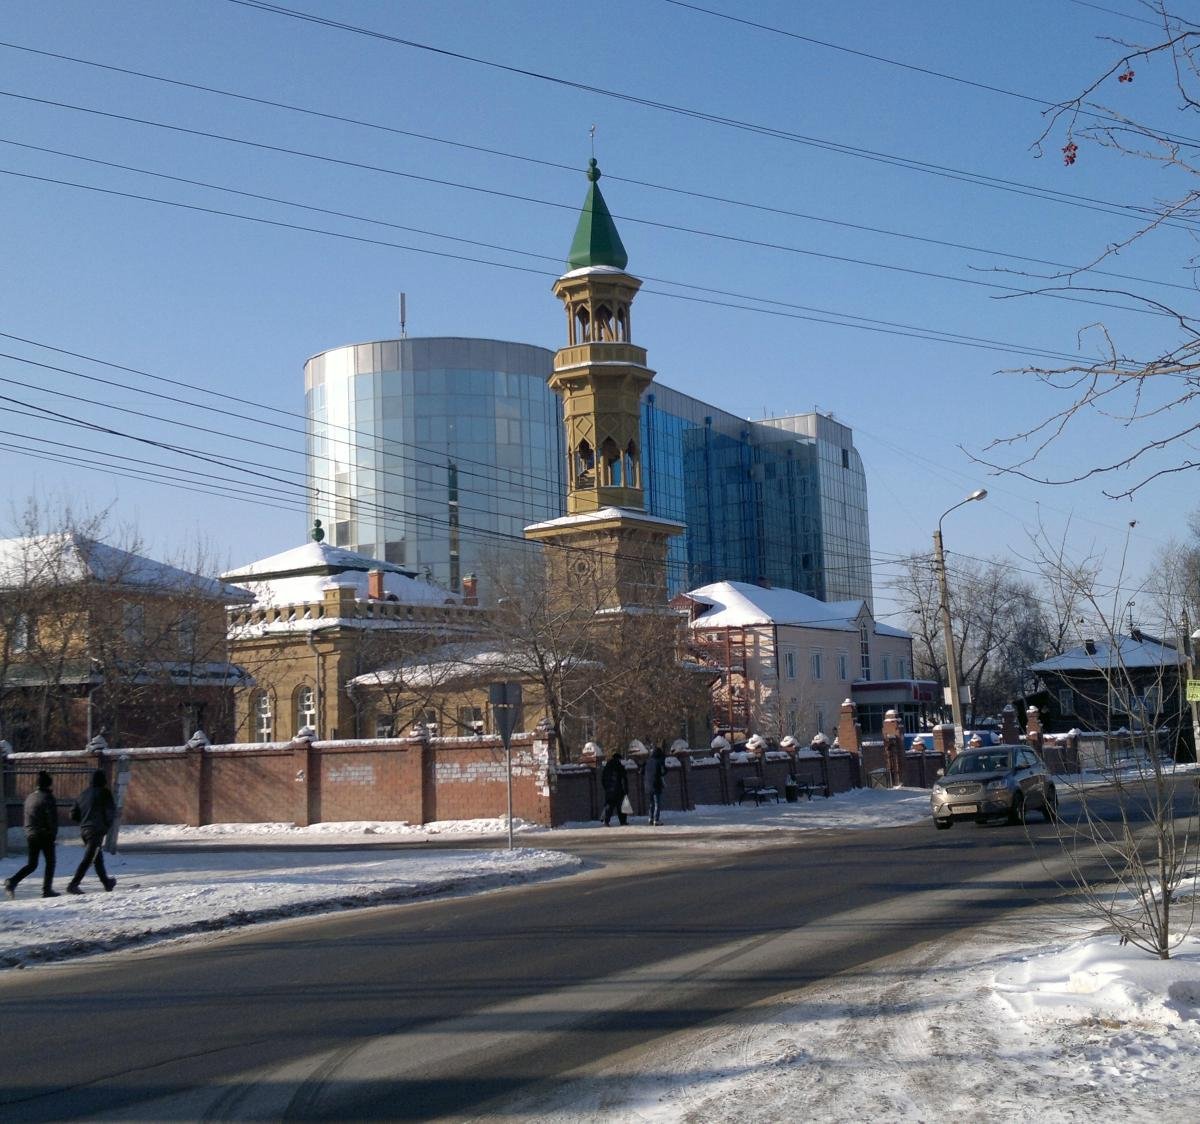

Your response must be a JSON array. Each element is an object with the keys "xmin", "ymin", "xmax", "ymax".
[
  {"xmin": 978, "ymin": 3, "xmax": 1200, "ymax": 495},
  {"xmin": 1033, "ymin": 532, "xmax": 1198, "ymax": 959},
  {"xmin": 892, "ymin": 552, "xmax": 1056, "ymax": 720}
]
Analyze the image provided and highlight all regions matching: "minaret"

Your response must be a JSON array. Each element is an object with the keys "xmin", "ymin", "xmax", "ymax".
[{"xmin": 525, "ymin": 159, "xmax": 682, "ymax": 608}]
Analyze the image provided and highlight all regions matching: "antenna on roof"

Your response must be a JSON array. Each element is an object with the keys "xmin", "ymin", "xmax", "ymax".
[{"xmin": 399, "ymin": 292, "xmax": 408, "ymax": 339}]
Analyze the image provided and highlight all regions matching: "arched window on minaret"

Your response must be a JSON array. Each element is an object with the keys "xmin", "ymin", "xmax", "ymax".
[
  {"xmin": 575, "ymin": 440, "xmax": 595, "ymax": 487},
  {"xmin": 574, "ymin": 305, "xmax": 591, "ymax": 343},
  {"xmin": 595, "ymin": 304, "xmax": 614, "ymax": 341},
  {"xmin": 624, "ymin": 440, "xmax": 639, "ymax": 488},
  {"xmin": 600, "ymin": 437, "xmax": 622, "ymax": 486},
  {"xmin": 616, "ymin": 305, "xmax": 630, "ymax": 342}
]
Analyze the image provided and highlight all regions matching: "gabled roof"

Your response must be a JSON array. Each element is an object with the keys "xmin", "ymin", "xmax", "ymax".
[
  {"xmin": 682, "ymin": 580, "xmax": 910, "ymax": 638},
  {"xmin": 1030, "ymin": 633, "xmax": 1184, "ymax": 673},
  {"xmin": 221, "ymin": 541, "xmax": 418, "ymax": 583},
  {"xmin": 222, "ymin": 541, "xmax": 460, "ymax": 610},
  {"xmin": 566, "ymin": 159, "xmax": 629, "ymax": 271},
  {"xmin": 0, "ymin": 533, "xmax": 250, "ymax": 602},
  {"xmin": 349, "ymin": 641, "xmax": 600, "ymax": 690}
]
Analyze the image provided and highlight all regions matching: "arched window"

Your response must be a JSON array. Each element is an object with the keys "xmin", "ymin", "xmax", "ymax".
[
  {"xmin": 253, "ymin": 691, "xmax": 273, "ymax": 742},
  {"xmin": 595, "ymin": 304, "xmax": 614, "ymax": 340},
  {"xmin": 575, "ymin": 440, "xmax": 595, "ymax": 487},
  {"xmin": 295, "ymin": 685, "xmax": 316, "ymax": 735},
  {"xmin": 600, "ymin": 438, "xmax": 621, "ymax": 486},
  {"xmin": 616, "ymin": 305, "xmax": 630, "ymax": 342},
  {"xmin": 574, "ymin": 305, "xmax": 591, "ymax": 342},
  {"xmin": 624, "ymin": 440, "xmax": 638, "ymax": 488}
]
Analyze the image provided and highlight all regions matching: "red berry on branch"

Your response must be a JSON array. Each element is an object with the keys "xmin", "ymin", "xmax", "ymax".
[
  {"xmin": 1062, "ymin": 141, "xmax": 1078, "ymax": 166},
  {"xmin": 1118, "ymin": 68, "xmax": 1135, "ymax": 83}
]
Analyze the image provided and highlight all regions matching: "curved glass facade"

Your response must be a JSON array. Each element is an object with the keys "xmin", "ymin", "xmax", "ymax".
[
  {"xmin": 304, "ymin": 338, "xmax": 872, "ymax": 606},
  {"xmin": 305, "ymin": 338, "xmax": 563, "ymax": 592}
]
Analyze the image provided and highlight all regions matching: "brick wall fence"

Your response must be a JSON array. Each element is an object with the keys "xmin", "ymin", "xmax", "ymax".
[{"xmin": 7, "ymin": 700, "xmax": 1081, "ymax": 831}]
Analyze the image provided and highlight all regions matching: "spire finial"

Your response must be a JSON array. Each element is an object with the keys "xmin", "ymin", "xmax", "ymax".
[
  {"xmin": 312, "ymin": 518, "xmax": 325, "ymax": 543},
  {"xmin": 589, "ymin": 123, "xmax": 596, "ymax": 159},
  {"xmin": 587, "ymin": 156, "xmax": 600, "ymax": 183}
]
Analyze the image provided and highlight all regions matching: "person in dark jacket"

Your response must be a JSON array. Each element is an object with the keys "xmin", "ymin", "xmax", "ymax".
[
  {"xmin": 601, "ymin": 749, "xmax": 629, "ymax": 826},
  {"xmin": 4, "ymin": 770, "xmax": 60, "ymax": 899},
  {"xmin": 66, "ymin": 769, "xmax": 116, "ymax": 894},
  {"xmin": 644, "ymin": 744, "xmax": 667, "ymax": 826}
]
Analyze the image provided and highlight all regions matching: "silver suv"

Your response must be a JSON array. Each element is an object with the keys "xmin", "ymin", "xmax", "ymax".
[{"xmin": 930, "ymin": 747, "xmax": 1057, "ymax": 830}]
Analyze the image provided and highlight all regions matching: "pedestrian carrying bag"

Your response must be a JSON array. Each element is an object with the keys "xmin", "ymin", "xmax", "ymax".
[{"xmin": 620, "ymin": 795, "xmax": 633, "ymax": 815}]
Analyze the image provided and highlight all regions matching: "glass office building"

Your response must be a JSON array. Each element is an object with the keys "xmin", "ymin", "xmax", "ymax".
[
  {"xmin": 305, "ymin": 338, "xmax": 563, "ymax": 591},
  {"xmin": 305, "ymin": 337, "xmax": 873, "ymax": 605}
]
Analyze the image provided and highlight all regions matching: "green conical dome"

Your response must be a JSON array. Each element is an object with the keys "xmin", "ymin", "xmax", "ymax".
[{"xmin": 567, "ymin": 159, "xmax": 628, "ymax": 271}]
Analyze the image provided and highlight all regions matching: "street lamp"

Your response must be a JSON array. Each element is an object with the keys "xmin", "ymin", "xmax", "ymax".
[{"xmin": 933, "ymin": 488, "xmax": 988, "ymax": 754}]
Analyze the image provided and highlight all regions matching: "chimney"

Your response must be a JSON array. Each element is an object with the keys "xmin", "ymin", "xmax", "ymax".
[
  {"xmin": 461, "ymin": 573, "xmax": 478, "ymax": 607},
  {"xmin": 367, "ymin": 569, "xmax": 385, "ymax": 600},
  {"xmin": 1084, "ymin": 638, "xmax": 1097, "ymax": 655}
]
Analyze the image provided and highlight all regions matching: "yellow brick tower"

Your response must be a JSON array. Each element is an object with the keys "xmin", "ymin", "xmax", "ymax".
[{"xmin": 525, "ymin": 159, "xmax": 682, "ymax": 608}]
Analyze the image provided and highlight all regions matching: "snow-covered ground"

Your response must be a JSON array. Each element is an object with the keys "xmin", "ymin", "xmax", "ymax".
[{"xmin": 4, "ymin": 779, "xmax": 1200, "ymax": 1120}]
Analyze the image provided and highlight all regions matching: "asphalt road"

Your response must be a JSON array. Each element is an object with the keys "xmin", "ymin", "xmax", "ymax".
[{"xmin": 0, "ymin": 811, "xmax": 1088, "ymax": 1122}]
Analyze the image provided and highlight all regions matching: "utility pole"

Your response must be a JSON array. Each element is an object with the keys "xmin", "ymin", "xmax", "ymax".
[{"xmin": 1182, "ymin": 608, "xmax": 1200, "ymax": 757}]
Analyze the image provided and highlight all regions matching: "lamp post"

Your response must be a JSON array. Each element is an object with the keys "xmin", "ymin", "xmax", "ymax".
[{"xmin": 933, "ymin": 488, "xmax": 988, "ymax": 754}]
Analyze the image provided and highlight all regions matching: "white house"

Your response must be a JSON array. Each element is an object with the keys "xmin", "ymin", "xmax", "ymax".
[{"xmin": 677, "ymin": 581, "xmax": 930, "ymax": 740}]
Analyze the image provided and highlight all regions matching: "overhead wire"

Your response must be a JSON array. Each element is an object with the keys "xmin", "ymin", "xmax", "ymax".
[
  {"xmin": 1, "ymin": 40, "xmax": 1193, "ymax": 296},
  {"xmin": 0, "ymin": 165, "xmax": 1154, "ymax": 371},
  {"xmin": 221, "ymin": 0, "xmax": 1200, "ymax": 228}
]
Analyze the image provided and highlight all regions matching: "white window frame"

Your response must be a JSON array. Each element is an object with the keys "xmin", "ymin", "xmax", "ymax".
[
  {"xmin": 810, "ymin": 648, "xmax": 823, "ymax": 681},
  {"xmin": 783, "ymin": 649, "xmax": 797, "ymax": 680},
  {"xmin": 295, "ymin": 685, "xmax": 316, "ymax": 734},
  {"xmin": 254, "ymin": 691, "xmax": 273, "ymax": 742},
  {"xmin": 837, "ymin": 652, "xmax": 849, "ymax": 681}
]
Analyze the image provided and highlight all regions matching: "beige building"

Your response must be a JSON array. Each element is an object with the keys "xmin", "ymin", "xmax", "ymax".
[
  {"xmin": 679, "ymin": 580, "xmax": 919, "ymax": 742},
  {"xmin": 223, "ymin": 537, "xmax": 481, "ymax": 742}
]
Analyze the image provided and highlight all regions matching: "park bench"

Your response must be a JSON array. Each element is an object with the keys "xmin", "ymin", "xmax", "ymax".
[{"xmin": 738, "ymin": 777, "xmax": 780, "ymax": 805}]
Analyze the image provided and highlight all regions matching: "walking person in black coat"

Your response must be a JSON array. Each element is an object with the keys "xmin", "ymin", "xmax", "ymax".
[
  {"xmin": 4, "ymin": 770, "xmax": 60, "ymax": 899},
  {"xmin": 644, "ymin": 743, "xmax": 667, "ymax": 826},
  {"xmin": 66, "ymin": 769, "xmax": 116, "ymax": 895},
  {"xmin": 601, "ymin": 749, "xmax": 629, "ymax": 826}
]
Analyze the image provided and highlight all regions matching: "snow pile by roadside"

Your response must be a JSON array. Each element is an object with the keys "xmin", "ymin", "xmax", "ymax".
[
  {"xmin": 0, "ymin": 845, "xmax": 579, "ymax": 970},
  {"xmin": 526, "ymin": 911, "xmax": 1200, "ymax": 1122}
]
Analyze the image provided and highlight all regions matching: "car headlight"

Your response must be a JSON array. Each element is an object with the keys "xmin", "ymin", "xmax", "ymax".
[
  {"xmin": 985, "ymin": 779, "xmax": 1008, "ymax": 792},
  {"xmin": 932, "ymin": 783, "xmax": 946, "ymax": 794}
]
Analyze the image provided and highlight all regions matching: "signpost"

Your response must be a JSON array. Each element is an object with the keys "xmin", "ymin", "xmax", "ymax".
[{"xmin": 489, "ymin": 681, "xmax": 522, "ymax": 851}]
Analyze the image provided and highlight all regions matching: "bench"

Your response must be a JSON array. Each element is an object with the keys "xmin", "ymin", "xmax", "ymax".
[{"xmin": 738, "ymin": 778, "xmax": 780, "ymax": 805}]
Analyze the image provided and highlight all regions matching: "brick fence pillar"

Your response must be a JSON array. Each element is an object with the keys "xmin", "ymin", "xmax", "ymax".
[
  {"xmin": 291, "ymin": 735, "xmax": 318, "ymax": 827},
  {"xmin": 932, "ymin": 722, "xmax": 956, "ymax": 767},
  {"xmin": 1026, "ymin": 706, "xmax": 1044, "ymax": 755},
  {"xmin": 1001, "ymin": 703, "xmax": 1020, "ymax": 745}
]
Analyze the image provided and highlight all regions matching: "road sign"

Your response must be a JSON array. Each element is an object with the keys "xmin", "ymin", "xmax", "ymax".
[
  {"xmin": 489, "ymin": 681, "xmax": 522, "ymax": 745},
  {"xmin": 1187, "ymin": 679, "xmax": 1200, "ymax": 703},
  {"xmin": 488, "ymin": 681, "xmax": 523, "ymax": 851}
]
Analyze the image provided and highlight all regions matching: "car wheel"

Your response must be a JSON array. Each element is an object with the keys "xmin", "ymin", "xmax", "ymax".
[
  {"xmin": 1043, "ymin": 787, "xmax": 1058, "ymax": 823},
  {"xmin": 934, "ymin": 818, "xmax": 952, "ymax": 830},
  {"xmin": 1008, "ymin": 793, "xmax": 1026, "ymax": 826}
]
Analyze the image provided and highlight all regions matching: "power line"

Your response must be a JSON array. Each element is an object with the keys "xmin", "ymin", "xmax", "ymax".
[
  {"xmin": 0, "ymin": 165, "xmax": 1148, "ymax": 370},
  {"xmin": 1, "ymin": 135, "xmax": 1176, "ymax": 328},
  {"xmin": 220, "ymin": 1, "xmax": 1194, "ymax": 229},
  {"xmin": 2, "ymin": 39, "xmax": 1191, "ymax": 296},
  {"xmin": 661, "ymin": 0, "xmax": 1200, "ymax": 148}
]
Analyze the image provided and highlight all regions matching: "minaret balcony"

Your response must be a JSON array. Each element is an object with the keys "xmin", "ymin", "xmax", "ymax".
[{"xmin": 554, "ymin": 341, "xmax": 648, "ymax": 372}]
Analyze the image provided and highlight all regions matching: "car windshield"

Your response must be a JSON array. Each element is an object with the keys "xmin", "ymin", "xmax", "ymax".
[{"xmin": 946, "ymin": 751, "xmax": 1013, "ymax": 775}]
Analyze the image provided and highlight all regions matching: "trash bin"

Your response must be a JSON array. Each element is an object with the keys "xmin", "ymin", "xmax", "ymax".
[{"xmin": 785, "ymin": 777, "xmax": 799, "ymax": 803}]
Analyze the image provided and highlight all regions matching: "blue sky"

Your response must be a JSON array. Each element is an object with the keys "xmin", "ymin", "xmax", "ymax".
[{"xmin": 0, "ymin": 0, "xmax": 1193, "ymax": 627}]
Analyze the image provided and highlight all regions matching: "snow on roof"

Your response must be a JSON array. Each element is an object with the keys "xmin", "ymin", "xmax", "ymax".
[
  {"xmin": 0, "ymin": 533, "xmax": 250, "ymax": 602},
  {"xmin": 350, "ymin": 641, "xmax": 599, "ymax": 689},
  {"xmin": 1030, "ymin": 634, "xmax": 1184, "ymax": 673},
  {"xmin": 221, "ymin": 541, "xmax": 418, "ymax": 582},
  {"xmin": 524, "ymin": 507, "xmax": 684, "ymax": 533},
  {"xmin": 222, "ymin": 541, "xmax": 460, "ymax": 610},
  {"xmin": 684, "ymin": 581, "xmax": 910, "ymax": 638}
]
